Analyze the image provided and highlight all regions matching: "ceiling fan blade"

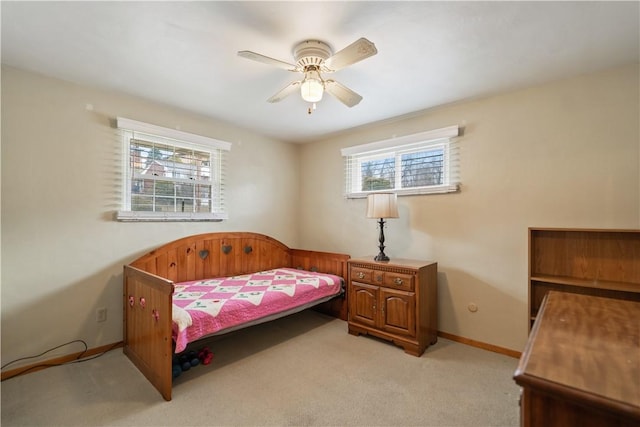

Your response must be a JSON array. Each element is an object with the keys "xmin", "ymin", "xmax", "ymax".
[
  {"xmin": 267, "ymin": 81, "xmax": 301, "ymax": 103},
  {"xmin": 237, "ymin": 50, "xmax": 297, "ymax": 71},
  {"xmin": 324, "ymin": 80, "xmax": 363, "ymax": 107},
  {"xmin": 324, "ymin": 38, "xmax": 377, "ymax": 71}
]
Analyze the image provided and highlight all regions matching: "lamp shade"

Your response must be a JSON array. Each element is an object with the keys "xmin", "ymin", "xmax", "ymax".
[{"xmin": 366, "ymin": 193, "xmax": 399, "ymax": 219}]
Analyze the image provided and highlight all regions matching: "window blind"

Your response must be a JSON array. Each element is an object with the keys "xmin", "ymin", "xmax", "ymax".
[
  {"xmin": 341, "ymin": 125, "xmax": 460, "ymax": 198},
  {"xmin": 115, "ymin": 118, "xmax": 231, "ymax": 221}
]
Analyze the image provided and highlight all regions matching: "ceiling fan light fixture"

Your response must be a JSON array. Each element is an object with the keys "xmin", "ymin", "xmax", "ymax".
[
  {"xmin": 300, "ymin": 68, "xmax": 324, "ymax": 103},
  {"xmin": 238, "ymin": 37, "xmax": 377, "ymax": 107}
]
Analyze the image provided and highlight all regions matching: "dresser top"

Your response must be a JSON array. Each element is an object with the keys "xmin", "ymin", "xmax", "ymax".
[
  {"xmin": 514, "ymin": 291, "xmax": 640, "ymax": 415},
  {"xmin": 349, "ymin": 257, "xmax": 436, "ymax": 269}
]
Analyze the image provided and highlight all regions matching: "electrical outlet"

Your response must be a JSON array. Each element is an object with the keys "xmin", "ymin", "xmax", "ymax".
[{"xmin": 96, "ymin": 307, "xmax": 107, "ymax": 322}]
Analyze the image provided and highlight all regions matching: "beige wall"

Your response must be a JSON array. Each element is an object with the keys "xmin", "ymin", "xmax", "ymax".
[
  {"xmin": 1, "ymin": 66, "xmax": 301, "ymax": 366},
  {"xmin": 299, "ymin": 64, "xmax": 640, "ymax": 352},
  {"xmin": 2, "ymin": 64, "xmax": 638, "ymax": 366}
]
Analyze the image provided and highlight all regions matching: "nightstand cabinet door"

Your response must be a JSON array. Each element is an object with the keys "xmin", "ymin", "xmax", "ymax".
[
  {"xmin": 347, "ymin": 258, "xmax": 437, "ymax": 357},
  {"xmin": 351, "ymin": 282, "xmax": 378, "ymax": 328},
  {"xmin": 380, "ymin": 288, "xmax": 415, "ymax": 337}
]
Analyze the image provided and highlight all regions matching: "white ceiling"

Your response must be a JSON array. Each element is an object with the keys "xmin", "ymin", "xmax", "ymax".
[{"xmin": 2, "ymin": 1, "xmax": 638, "ymax": 143}]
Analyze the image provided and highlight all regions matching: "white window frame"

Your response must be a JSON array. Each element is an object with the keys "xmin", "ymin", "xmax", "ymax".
[
  {"xmin": 116, "ymin": 117, "xmax": 231, "ymax": 222},
  {"xmin": 341, "ymin": 125, "xmax": 460, "ymax": 198}
]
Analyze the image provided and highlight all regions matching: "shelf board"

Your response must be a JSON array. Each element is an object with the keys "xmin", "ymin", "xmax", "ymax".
[{"xmin": 531, "ymin": 275, "xmax": 640, "ymax": 293}]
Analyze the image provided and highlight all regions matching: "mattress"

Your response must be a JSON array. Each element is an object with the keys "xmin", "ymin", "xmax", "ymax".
[{"xmin": 171, "ymin": 267, "xmax": 343, "ymax": 353}]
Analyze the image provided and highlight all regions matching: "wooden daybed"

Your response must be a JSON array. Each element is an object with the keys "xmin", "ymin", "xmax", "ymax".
[{"xmin": 123, "ymin": 232, "xmax": 349, "ymax": 401}]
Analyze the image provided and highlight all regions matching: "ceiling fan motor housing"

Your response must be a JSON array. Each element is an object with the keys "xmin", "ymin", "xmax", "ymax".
[{"xmin": 293, "ymin": 40, "xmax": 332, "ymax": 71}]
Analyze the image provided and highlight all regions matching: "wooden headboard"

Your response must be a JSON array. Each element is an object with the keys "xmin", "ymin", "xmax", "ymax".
[{"xmin": 129, "ymin": 231, "xmax": 349, "ymax": 284}]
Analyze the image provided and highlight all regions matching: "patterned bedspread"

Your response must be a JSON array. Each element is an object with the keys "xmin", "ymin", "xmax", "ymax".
[{"xmin": 171, "ymin": 268, "xmax": 342, "ymax": 353}]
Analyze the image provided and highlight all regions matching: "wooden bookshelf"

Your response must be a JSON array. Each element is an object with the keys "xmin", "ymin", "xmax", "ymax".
[{"xmin": 528, "ymin": 228, "xmax": 640, "ymax": 330}]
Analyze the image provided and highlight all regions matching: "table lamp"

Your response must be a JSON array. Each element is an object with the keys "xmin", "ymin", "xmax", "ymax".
[{"xmin": 366, "ymin": 192, "xmax": 399, "ymax": 261}]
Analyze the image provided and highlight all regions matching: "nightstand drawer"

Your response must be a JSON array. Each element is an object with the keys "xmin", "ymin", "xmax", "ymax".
[
  {"xmin": 382, "ymin": 272, "xmax": 414, "ymax": 291},
  {"xmin": 351, "ymin": 266, "xmax": 414, "ymax": 291},
  {"xmin": 351, "ymin": 267, "xmax": 373, "ymax": 283}
]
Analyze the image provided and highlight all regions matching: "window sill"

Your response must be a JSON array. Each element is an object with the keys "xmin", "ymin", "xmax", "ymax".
[
  {"xmin": 116, "ymin": 211, "xmax": 227, "ymax": 222},
  {"xmin": 345, "ymin": 184, "xmax": 459, "ymax": 199}
]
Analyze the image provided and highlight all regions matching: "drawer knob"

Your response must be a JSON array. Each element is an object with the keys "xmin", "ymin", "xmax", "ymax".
[
  {"xmin": 394, "ymin": 278, "xmax": 403, "ymax": 285},
  {"xmin": 358, "ymin": 272, "xmax": 365, "ymax": 279}
]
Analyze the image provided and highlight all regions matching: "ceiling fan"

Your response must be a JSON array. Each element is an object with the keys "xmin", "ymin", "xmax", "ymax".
[{"xmin": 237, "ymin": 38, "xmax": 377, "ymax": 110}]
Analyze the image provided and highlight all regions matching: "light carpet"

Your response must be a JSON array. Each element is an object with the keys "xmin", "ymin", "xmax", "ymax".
[{"xmin": 1, "ymin": 310, "xmax": 520, "ymax": 426}]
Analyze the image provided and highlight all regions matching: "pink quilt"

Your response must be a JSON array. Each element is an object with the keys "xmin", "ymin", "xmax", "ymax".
[{"xmin": 171, "ymin": 268, "xmax": 342, "ymax": 353}]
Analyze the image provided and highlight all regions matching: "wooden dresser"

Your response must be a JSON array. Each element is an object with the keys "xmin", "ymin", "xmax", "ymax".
[
  {"xmin": 347, "ymin": 257, "xmax": 437, "ymax": 356},
  {"xmin": 514, "ymin": 291, "xmax": 640, "ymax": 427}
]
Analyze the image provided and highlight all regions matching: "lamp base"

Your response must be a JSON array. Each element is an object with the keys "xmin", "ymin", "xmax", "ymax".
[
  {"xmin": 374, "ymin": 253, "xmax": 390, "ymax": 262},
  {"xmin": 374, "ymin": 217, "xmax": 390, "ymax": 262}
]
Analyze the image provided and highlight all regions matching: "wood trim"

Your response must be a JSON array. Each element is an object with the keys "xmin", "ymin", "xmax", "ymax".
[
  {"xmin": 437, "ymin": 331, "xmax": 521, "ymax": 359},
  {"xmin": 1, "ymin": 342, "xmax": 123, "ymax": 381}
]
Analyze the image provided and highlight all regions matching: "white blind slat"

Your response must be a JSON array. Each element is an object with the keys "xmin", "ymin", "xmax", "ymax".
[
  {"xmin": 343, "ymin": 125, "xmax": 461, "ymax": 198},
  {"xmin": 117, "ymin": 119, "xmax": 230, "ymax": 221}
]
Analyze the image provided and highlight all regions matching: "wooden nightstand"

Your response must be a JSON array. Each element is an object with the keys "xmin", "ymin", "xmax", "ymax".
[{"xmin": 347, "ymin": 257, "xmax": 438, "ymax": 356}]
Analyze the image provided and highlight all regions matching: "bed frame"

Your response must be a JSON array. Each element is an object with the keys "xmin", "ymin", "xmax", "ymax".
[{"xmin": 123, "ymin": 232, "xmax": 349, "ymax": 401}]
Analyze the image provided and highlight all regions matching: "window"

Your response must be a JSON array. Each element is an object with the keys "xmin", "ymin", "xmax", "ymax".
[
  {"xmin": 116, "ymin": 117, "xmax": 231, "ymax": 221},
  {"xmin": 341, "ymin": 125, "xmax": 460, "ymax": 198}
]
